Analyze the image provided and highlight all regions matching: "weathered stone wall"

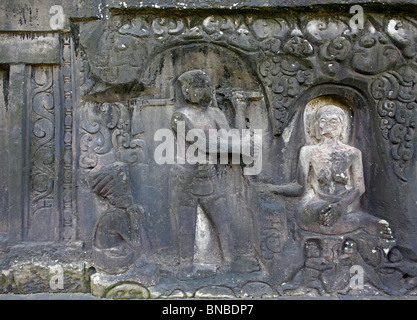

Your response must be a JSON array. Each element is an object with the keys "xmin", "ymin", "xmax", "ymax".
[{"xmin": 1, "ymin": 0, "xmax": 417, "ymax": 298}]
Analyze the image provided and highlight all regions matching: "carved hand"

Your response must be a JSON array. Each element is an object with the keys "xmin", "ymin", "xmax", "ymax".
[
  {"xmin": 318, "ymin": 202, "xmax": 342, "ymax": 226},
  {"xmin": 89, "ymin": 162, "xmax": 133, "ymax": 208},
  {"xmin": 230, "ymin": 91, "xmax": 247, "ymax": 107}
]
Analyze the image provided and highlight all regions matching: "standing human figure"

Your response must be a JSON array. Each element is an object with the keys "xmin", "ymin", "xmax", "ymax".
[{"xmin": 169, "ymin": 69, "xmax": 251, "ymax": 278}]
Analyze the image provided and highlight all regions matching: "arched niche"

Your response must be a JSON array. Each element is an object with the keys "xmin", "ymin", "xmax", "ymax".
[
  {"xmin": 282, "ymin": 84, "xmax": 368, "ymax": 176},
  {"xmin": 130, "ymin": 43, "xmax": 270, "ymax": 263},
  {"xmin": 280, "ymin": 83, "xmax": 417, "ymax": 260},
  {"xmin": 280, "ymin": 85, "xmax": 383, "ymax": 221}
]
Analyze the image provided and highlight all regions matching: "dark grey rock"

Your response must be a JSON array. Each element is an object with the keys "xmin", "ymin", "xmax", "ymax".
[{"xmin": 1, "ymin": 0, "xmax": 417, "ymax": 299}]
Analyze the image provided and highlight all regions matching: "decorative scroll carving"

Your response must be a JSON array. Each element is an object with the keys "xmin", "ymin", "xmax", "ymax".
[
  {"xmin": 79, "ymin": 100, "xmax": 149, "ymax": 273},
  {"xmin": 352, "ymin": 25, "xmax": 401, "ymax": 75},
  {"xmin": 104, "ymin": 282, "xmax": 151, "ymax": 299},
  {"xmin": 305, "ymin": 19, "xmax": 352, "ymax": 76},
  {"xmin": 28, "ymin": 66, "xmax": 56, "ymax": 240},
  {"xmin": 79, "ymin": 102, "xmax": 148, "ymax": 170},
  {"xmin": 385, "ymin": 18, "xmax": 417, "ymax": 61},
  {"xmin": 260, "ymin": 214, "xmax": 286, "ymax": 260},
  {"xmin": 259, "ymin": 55, "xmax": 314, "ymax": 133},
  {"xmin": 370, "ymin": 64, "xmax": 417, "ymax": 181}
]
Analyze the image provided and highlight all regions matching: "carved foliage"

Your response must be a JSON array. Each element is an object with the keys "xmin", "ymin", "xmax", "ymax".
[
  {"xmin": 79, "ymin": 101, "xmax": 149, "ymax": 273},
  {"xmin": 29, "ymin": 66, "xmax": 56, "ymax": 240},
  {"xmin": 370, "ymin": 64, "xmax": 417, "ymax": 181},
  {"xmin": 79, "ymin": 102, "xmax": 148, "ymax": 170},
  {"xmin": 385, "ymin": 18, "xmax": 417, "ymax": 61},
  {"xmin": 259, "ymin": 56, "xmax": 314, "ymax": 133},
  {"xmin": 352, "ymin": 27, "xmax": 401, "ymax": 75}
]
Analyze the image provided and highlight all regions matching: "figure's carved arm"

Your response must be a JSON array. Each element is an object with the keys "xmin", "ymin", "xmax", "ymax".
[
  {"xmin": 262, "ymin": 146, "xmax": 309, "ymax": 196},
  {"xmin": 211, "ymin": 103, "xmax": 232, "ymax": 131},
  {"xmin": 210, "ymin": 108, "xmax": 253, "ymax": 157},
  {"xmin": 331, "ymin": 150, "xmax": 365, "ymax": 212},
  {"xmin": 172, "ymin": 110, "xmax": 222, "ymax": 154},
  {"xmin": 260, "ymin": 182, "xmax": 304, "ymax": 196}
]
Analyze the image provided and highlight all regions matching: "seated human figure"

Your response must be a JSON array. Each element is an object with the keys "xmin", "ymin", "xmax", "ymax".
[{"xmin": 269, "ymin": 104, "xmax": 393, "ymax": 238}]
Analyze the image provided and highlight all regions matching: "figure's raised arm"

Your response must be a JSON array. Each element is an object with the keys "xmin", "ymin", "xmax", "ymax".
[{"xmin": 171, "ymin": 111, "xmax": 206, "ymax": 151}]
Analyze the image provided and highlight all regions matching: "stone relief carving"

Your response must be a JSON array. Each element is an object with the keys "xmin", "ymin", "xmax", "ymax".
[
  {"xmin": 169, "ymin": 70, "xmax": 236, "ymax": 278},
  {"xmin": 370, "ymin": 64, "xmax": 417, "ymax": 182},
  {"xmin": 270, "ymin": 102, "xmax": 409, "ymax": 295},
  {"xmin": 79, "ymin": 100, "xmax": 150, "ymax": 273},
  {"xmin": 73, "ymin": 11, "xmax": 417, "ymax": 297},
  {"xmin": 62, "ymin": 34, "xmax": 77, "ymax": 241},
  {"xmin": 28, "ymin": 66, "xmax": 57, "ymax": 241},
  {"xmin": 297, "ymin": 104, "xmax": 392, "ymax": 238},
  {"xmin": 3, "ymin": 3, "xmax": 417, "ymax": 298}
]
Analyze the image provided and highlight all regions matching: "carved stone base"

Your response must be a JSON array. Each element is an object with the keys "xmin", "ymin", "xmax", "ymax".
[
  {"xmin": 277, "ymin": 229, "xmax": 399, "ymax": 296},
  {"xmin": 0, "ymin": 242, "xmax": 88, "ymax": 294}
]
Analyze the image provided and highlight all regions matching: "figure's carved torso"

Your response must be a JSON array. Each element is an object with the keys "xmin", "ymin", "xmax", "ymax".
[{"xmin": 305, "ymin": 143, "xmax": 360, "ymax": 201}]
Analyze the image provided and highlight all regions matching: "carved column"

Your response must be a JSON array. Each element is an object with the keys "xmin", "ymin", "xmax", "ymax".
[{"xmin": 7, "ymin": 64, "xmax": 27, "ymax": 244}]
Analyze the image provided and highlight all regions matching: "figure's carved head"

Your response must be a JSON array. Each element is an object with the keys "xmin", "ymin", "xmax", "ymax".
[
  {"xmin": 304, "ymin": 239, "xmax": 321, "ymax": 258},
  {"xmin": 387, "ymin": 247, "xmax": 403, "ymax": 263},
  {"xmin": 341, "ymin": 239, "xmax": 357, "ymax": 255},
  {"xmin": 177, "ymin": 69, "xmax": 214, "ymax": 107},
  {"xmin": 315, "ymin": 104, "xmax": 348, "ymax": 142}
]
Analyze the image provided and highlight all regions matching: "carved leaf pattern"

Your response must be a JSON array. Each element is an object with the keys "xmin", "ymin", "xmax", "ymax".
[
  {"xmin": 30, "ymin": 67, "xmax": 55, "ymax": 213},
  {"xmin": 79, "ymin": 102, "xmax": 148, "ymax": 169},
  {"xmin": 80, "ymin": 14, "xmax": 417, "ymax": 182},
  {"xmin": 370, "ymin": 64, "xmax": 417, "ymax": 181}
]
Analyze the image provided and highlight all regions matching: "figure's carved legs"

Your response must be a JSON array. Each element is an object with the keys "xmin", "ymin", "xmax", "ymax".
[
  {"xmin": 169, "ymin": 165, "xmax": 235, "ymax": 277},
  {"xmin": 199, "ymin": 194, "xmax": 234, "ymax": 271},
  {"xmin": 297, "ymin": 198, "xmax": 393, "ymax": 239},
  {"xmin": 169, "ymin": 166, "xmax": 197, "ymax": 275},
  {"xmin": 176, "ymin": 205, "xmax": 198, "ymax": 270},
  {"xmin": 92, "ymin": 208, "xmax": 139, "ymax": 274}
]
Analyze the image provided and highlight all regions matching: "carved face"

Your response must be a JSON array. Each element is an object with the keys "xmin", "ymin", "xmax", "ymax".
[
  {"xmin": 305, "ymin": 240, "xmax": 320, "ymax": 258},
  {"xmin": 316, "ymin": 105, "xmax": 346, "ymax": 141},
  {"xmin": 341, "ymin": 239, "xmax": 357, "ymax": 254},
  {"xmin": 182, "ymin": 82, "xmax": 212, "ymax": 106},
  {"xmin": 178, "ymin": 70, "xmax": 214, "ymax": 107}
]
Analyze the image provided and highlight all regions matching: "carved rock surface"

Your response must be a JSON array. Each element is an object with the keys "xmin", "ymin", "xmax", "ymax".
[{"xmin": 0, "ymin": 0, "xmax": 417, "ymax": 299}]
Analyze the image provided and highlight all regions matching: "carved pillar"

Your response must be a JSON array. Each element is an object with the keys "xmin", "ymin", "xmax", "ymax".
[
  {"xmin": 26, "ymin": 65, "xmax": 60, "ymax": 241},
  {"xmin": 7, "ymin": 64, "xmax": 27, "ymax": 244},
  {"xmin": 61, "ymin": 34, "xmax": 77, "ymax": 242},
  {"xmin": 0, "ymin": 67, "xmax": 8, "ymax": 244},
  {"xmin": 0, "ymin": 33, "xmax": 70, "ymax": 244}
]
